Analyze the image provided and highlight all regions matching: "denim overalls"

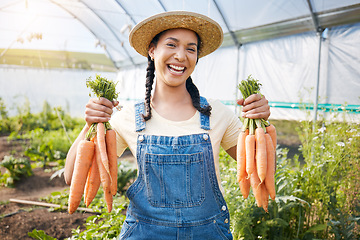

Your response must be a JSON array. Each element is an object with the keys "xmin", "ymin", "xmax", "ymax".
[{"xmin": 119, "ymin": 97, "xmax": 233, "ymax": 240}]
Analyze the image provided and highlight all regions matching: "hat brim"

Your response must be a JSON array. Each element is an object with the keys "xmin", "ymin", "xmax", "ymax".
[{"xmin": 129, "ymin": 11, "xmax": 223, "ymax": 59}]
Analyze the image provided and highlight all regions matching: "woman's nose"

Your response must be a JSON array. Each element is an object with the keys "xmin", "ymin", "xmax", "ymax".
[{"xmin": 174, "ymin": 48, "xmax": 186, "ymax": 61}]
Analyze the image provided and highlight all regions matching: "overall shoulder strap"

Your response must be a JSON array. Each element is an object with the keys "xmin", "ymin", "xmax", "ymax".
[
  {"xmin": 199, "ymin": 96, "xmax": 211, "ymax": 130},
  {"xmin": 134, "ymin": 101, "xmax": 146, "ymax": 132}
]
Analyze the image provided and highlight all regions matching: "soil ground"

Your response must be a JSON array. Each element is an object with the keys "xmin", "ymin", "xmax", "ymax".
[
  {"xmin": 0, "ymin": 136, "xmax": 95, "ymax": 240},
  {"xmin": 0, "ymin": 135, "xmax": 138, "ymax": 240},
  {"xmin": 0, "ymin": 124, "xmax": 302, "ymax": 239}
]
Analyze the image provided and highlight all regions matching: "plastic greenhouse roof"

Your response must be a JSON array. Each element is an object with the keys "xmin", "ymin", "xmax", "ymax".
[{"xmin": 0, "ymin": 0, "xmax": 359, "ymax": 69}]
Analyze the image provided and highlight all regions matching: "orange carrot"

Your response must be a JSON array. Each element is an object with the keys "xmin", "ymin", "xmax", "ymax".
[
  {"xmin": 94, "ymin": 137, "xmax": 112, "ymax": 212},
  {"xmin": 84, "ymin": 159, "xmax": 90, "ymax": 204},
  {"xmin": 68, "ymin": 139, "xmax": 95, "ymax": 214},
  {"xmin": 261, "ymin": 183, "xmax": 269, "ymax": 212},
  {"xmin": 239, "ymin": 177, "xmax": 250, "ymax": 199},
  {"xmin": 237, "ymin": 130, "xmax": 248, "ymax": 182},
  {"xmin": 103, "ymin": 186, "xmax": 113, "ymax": 213},
  {"xmin": 255, "ymin": 127, "xmax": 267, "ymax": 183},
  {"xmin": 245, "ymin": 134, "xmax": 256, "ymax": 178},
  {"xmin": 250, "ymin": 169, "xmax": 262, "ymax": 207},
  {"xmin": 264, "ymin": 133, "xmax": 276, "ymax": 200},
  {"xmin": 97, "ymin": 122, "xmax": 111, "ymax": 179},
  {"xmin": 84, "ymin": 155, "xmax": 101, "ymax": 207},
  {"xmin": 266, "ymin": 124, "xmax": 277, "ymax": 150},
  {"xmin": 266, "ymin": 123, "xmax": 277, "ymax": 172},
  {"xmin": 83, "ymin": 137, "xmax": 95, "ymax": 205},
  {"xmin": 94, "ymin": 137, "xmax": 110, "ymax": 190},
  {"xmin": 106, "ymin": 129, "xmax": 118, "ymax": 196}
]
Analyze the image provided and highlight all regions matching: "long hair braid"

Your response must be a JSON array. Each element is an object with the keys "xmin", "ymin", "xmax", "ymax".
[
  {"xmin": 186, "ymin": 76, "xmax": 212, "ymax": 116},
  {"xmin": 143, "ymin": 55, "xmax": 155, "ymax": 121}
]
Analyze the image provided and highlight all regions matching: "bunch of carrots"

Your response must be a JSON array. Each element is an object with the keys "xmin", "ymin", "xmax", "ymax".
[
  {"xmin": 237, "ymin": 75, "xmax": 277, "ymax": 212},
  {"xmin": 68, "ymin": 75, "xmax": 119, "ymax": 214}
]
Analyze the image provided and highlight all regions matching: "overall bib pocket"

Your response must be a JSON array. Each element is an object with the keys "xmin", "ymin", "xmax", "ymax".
[{"xmin": 144, "ymin": 152, "xmax": 205, "ymax": 208}]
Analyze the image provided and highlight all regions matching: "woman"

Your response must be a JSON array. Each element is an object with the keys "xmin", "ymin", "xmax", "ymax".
[{"xmin": 65, "ymin": 11, "xmax": 270, "ymax": 239}]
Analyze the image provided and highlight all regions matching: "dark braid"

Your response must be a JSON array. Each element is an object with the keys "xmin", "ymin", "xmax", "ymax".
[
  {"xmin": 143, "ymin": 55, "xmax": 155, "ymax": 121},
  {"xmin": 186, "ymin": 76, "xmax": 212, "ymax": 116}
]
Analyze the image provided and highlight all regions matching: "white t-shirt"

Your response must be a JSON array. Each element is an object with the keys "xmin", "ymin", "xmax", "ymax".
[{"xmin": 110, "ymin": 99, "xmax": 241, "ymax": 188}]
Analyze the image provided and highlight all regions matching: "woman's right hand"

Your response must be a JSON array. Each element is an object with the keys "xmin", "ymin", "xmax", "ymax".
[{"xmin": 84, "ymin": 97, "xmax": 119, "ymax": 126}]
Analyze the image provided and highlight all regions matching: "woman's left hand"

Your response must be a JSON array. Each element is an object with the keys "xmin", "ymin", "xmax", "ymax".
[{"xmin": 237, "ymin": 94, "xmax": 270, "ymax": 120}]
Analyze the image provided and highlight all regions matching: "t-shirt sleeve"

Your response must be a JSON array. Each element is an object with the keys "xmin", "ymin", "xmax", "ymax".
[
  {"xmin": 109, "ymin": 103, "xmax": 134, "ymax": 157},
  {"xmin": 210, "ymin": 99, "xmax": 242, "ymax": 150},
  {"xmin": 221, "ymin": 110, "xmax": 241, "ymax": 150},
  {"xmin": 114, "ymin": 129, "xmax": 128, "ymax": 157}
]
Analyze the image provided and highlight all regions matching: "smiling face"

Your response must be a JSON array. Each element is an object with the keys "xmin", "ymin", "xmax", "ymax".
[{"xmin": 148, "ymin": 28, "xmax": 199, "ymax": 89}]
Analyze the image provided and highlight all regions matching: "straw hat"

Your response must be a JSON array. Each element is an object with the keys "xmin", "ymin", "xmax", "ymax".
[{"xmin": 129, "ymin": 11, "xmax": 223, "ymax": 58}]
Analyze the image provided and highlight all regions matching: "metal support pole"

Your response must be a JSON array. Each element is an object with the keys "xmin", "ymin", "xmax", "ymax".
[
  {"xmin": 235, "ymin": 44, "xmax": 241, "ymax": 115},
  {"xmin": 312, "ymin": 33, "xmax": 322, "ymax": 132},
  {"xmin": 306, "ymin": 0, "xmax": 323, "ymax": 132}
]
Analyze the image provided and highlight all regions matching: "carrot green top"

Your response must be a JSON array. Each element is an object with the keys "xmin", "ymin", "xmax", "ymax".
[
  {"xmin": 238, "ymin": 75, "xmax": 268, "ymax": 135},
  {"xmin": 86, "ymin": 74, "xmax": 119, "ymax": 101},
  {"xmin": 85, "ymin": 74, "xmax": 119, "ymax": 140}
]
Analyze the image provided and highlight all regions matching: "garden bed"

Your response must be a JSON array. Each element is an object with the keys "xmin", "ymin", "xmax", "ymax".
[{"xmin": 0, "ymin": 136, "xmax": 94, "ymax": 240}]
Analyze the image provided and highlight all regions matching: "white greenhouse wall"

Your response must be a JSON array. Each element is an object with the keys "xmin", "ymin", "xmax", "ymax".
[
  {"xmin": 0, "ymin": 67, "xmax": 117, "ymax": 117},
  {"xmin": 1, "ymin": 24, "xmax": 359, "ymax": 122}
]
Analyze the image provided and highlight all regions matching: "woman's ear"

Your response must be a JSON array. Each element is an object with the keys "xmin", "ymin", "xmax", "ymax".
[{"xmin": 148, "ymin": 44, "xmax": 155, "ymax": 60}]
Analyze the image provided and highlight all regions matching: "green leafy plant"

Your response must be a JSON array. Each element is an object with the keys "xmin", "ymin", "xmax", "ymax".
[
  {"xmin": 294, "ymin": 116, "xmax": 360, "ymax": 239},
  {"xmin": 6, "ymin": 100, "xmax": 84, "ymax": 137},
  {"xmin": 1, "ymin": 97, "xmax": 84, "ymax": 171},
  {"xmin": 23, "ymin": 128, "xmax": 73, "ymax": 169},
  {"xmin": 0, "ymin": 155, "xmax": 33, "ymax": 187},
  {"xmin": 41, "ymin": 189, "xmax": 71, "ymax": 211},
  {"xmin": 71, "ymin": 196, "xmax": 127, "ymax": 239},
  {"xmin": 28, "ymin": 229, "xmax": 57, "ymax": 240},
  {"xmin": 7, "ymin": 105, "xmax": 84, "ymax": 169},
  {"xmin": 0, "ymin": 97, "xmax": 14, "ymax": 134}
]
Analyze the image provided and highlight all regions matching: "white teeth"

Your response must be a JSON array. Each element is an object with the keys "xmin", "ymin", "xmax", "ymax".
[{"xmin": 169, "ymin": 65, "xmax": 185, "ymax": 71}]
